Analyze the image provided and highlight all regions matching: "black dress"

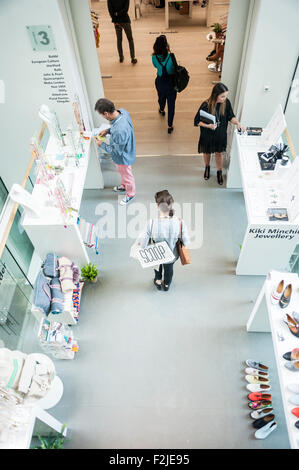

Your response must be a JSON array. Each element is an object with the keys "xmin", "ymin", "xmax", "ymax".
[{"xmin": 194, "ymin": 99, "xmax": 235, "ymax": 154}]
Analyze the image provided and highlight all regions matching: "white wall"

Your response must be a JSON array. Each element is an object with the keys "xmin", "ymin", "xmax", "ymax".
[
  {"xmin": 238, "ymin": 0, "xmax": 299, "ymax": 131},
  {"xmin": 0, "ymin": 0, "xmax": 104, "ymax": 191}
]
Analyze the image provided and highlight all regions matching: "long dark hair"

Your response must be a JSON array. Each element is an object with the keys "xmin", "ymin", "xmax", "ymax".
[
  {"xmin": 152, "ymin": 35, "xmax": 170, "ymax": 60},
  {"xmin": 155, "ymin": 190, "xmax": 174, "ymax": 217},
  {"xmin": 207, "ymin": 82, "xmax": 228, "ymax": 116}
]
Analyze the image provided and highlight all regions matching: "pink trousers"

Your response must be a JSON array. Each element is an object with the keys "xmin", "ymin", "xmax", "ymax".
[{"xmin": 115, "ymin": 164, "xmax": 136, "ymax": 198}]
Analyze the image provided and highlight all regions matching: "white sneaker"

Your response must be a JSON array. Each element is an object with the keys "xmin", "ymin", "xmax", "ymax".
[
  {"xmin": 119, "ymin": 195, "xmax": 135, "ymax": 206},
  {"xmin": 271, "ymin": 279, "xmax": 284, "ymax": 304},
  {"xmin": 245, "ymin": 367, "xmax": 268, "ymax": 377},
  {"xmin": 251, "ymin": 407, "xmax": 274, "ymax": 420},
  {"xmin": 247, "ymin": 384, "xmax": 271, "ymax": 392},
  {"xmin": 254, "ymin": 420, "xmax": 277, "ymax": 439}
]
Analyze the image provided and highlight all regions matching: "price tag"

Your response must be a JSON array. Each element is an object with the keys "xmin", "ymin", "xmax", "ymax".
[{"xmin": 26, "ymin": 25, "xmax": 56, "ymax": 51}]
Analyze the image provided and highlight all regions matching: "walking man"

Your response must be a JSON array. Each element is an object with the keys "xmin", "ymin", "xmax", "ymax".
[
  {"xmin": 94, "ymin": 98, "xmax": 136, "ymax": 206},
  {"xmin": 107, "ymin": 0, "xmax": 138, "ymax": 64}
]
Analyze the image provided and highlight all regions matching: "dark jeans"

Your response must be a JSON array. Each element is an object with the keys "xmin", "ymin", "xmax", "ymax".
[
  {"xmin": 155, "ymin": 262, "xmax": 175, "ymax": 286},
  {"xmin": 114, "ymin": 23, "xmax": 135, "ymax": 60},
  {"xmin": 155, "ymin": 75, "xmax": 177, "ymax": 127}
]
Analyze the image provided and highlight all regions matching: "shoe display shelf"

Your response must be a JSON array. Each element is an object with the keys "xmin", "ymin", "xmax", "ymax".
[
  {"xmin": 247, "ymin": 270, "xmax": 299, "ymax": 449},
  {"xmin": 227, "ymin": 104, "xmax": 299, "ymax": 275},
  {"xmin": 22, "ymin": 131, "xmax": 95, "ymax": 268}
]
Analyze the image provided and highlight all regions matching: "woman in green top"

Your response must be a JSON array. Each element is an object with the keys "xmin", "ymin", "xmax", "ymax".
[{"xmin": 152, "ymin": 35, "xmax": 176, "ymax": 134}]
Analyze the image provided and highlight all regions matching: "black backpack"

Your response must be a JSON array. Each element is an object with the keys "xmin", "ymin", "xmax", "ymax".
[{"xmin": 170, "ymin": 53, "xmax": 190, "ymax": 93}]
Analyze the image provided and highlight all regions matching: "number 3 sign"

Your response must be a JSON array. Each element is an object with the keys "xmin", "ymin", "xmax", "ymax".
[{"xmin": 26, "ymin": 25, "xmax": 56, "ymax": 51}]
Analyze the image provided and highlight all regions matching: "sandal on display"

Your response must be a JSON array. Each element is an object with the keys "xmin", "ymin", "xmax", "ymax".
[
  {"xmin": 250, "ymin": 407, "xmax": 273, "ymax": 420},
  {"xmin": 282, "ymin": 348, "xmax": 299, "ymax": 361},
  {"xmin": 245, "ymin": 360, "xmax": 268, "ymax": 372},
  {"xmin": 291, "ymin": 408, "xmax": 299, "ymax": 419},
  {"xmin": 279, "ymin": 284, "xmax": 292, "ymax": 308},
  {"xmin": 271, "ymin": 279, "xmax": 284, "ymax": 304},
  {"xmin": 284, "ymin": 314, "xmax": 299, "ymax": 338},
  {"xmin": 253, "ymin": 414, "xmax": 275, "ymax": 429},
  {"xmin": 254, "ymin": 420, "xmax": 277, "ymax": 439},
  {"xmin": 247, "ymin": 384, "xmax": 271, "ymax": 392},
  {"xmin": 245, "ymin": 375, "xmax": 269, "ymax": 385},
  {"xmin": 248, "ymin": 393, "xmax": 272, "ymax": 402},
  {"xmin": 245, "ymin": 368, "xmax": 268, "ymax": 377},
  {"xmin": 288, "ymin": 395, "xmax": 299, "ymax": 405},
  {"xmin": 248, "ymin": 400, "xmax": 272, "ymax": 410},
  {"xmin": 284, "ymin": 361, "xmax": 299, "ymax": 372}
]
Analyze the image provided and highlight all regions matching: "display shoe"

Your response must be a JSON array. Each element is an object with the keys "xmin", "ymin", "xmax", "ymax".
[
  {"xmin": 217, "ymin": 170, "xmax": 223, "ymax": 185},
  {"xmin": 283, "ymin": 348, "xmax": 299, "ymax": 361},
  {"xmin": 251, "ymin": 407, "xmax": 274, "ymax": 420},
  {"xmin": 284, "ymin": 314, "xmax": 299, "ymax": 338},
  {"xmin": 247, "ymin": 384, "xmax": 271, "ymax": 393},
  {"xmin": 248, "ymin": 393, "xmax": 272, "ymax": 402},
  {"xmin": 158, "ymin": 109, "xmax": 165, "ymax": 116},
  {"xmin": 287, "ymin": 383, "xmax": 299, "ymax": 394},
  {"xmin": 295, "ymin": 421, "xmax": 299, "ymax": 429},
  {"xmin": 248, "ymin": 400, "xmax": 272, "ymax": 410},
  {"xmin": 291, "ymin": 407, "xmax": 299, "ymax": 418},
  {"xmin": 279, "ymin": 284, "xmax": 292, "ymax": 308},
  {"xmin": 254, "ymin": 420, "xmax": 277, "ymax": 439},
  {"xmin": 271, "ymin": 280, "xmax": 284, "ymax": 305},
  {"xmin": 245, "ymin": 375, "xmax": 269, "ymax": 384},
  {"xmin": 284, "ymin": 361, "xmax": 299, "ymax": 372},
  {"xmin": 288, "ymin": 394, "xmax": 299, "ymax": 405},
  {"xmin": 245, "ymin": 360, "xmax": 268, "ymax": 372},
  {"xmin": 253, "ymin": 414, "xmax": 275, "ymax": 429},
  {"xmin": 204, "ymin": 165, "xmax": 210, "ymax": 180},
  {"xmin": 245, "ymin": 367, "xmax": 268, "ymax": 377}
]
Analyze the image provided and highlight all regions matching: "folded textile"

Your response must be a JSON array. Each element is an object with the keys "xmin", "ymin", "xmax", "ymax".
[
  {"xmin": 33, "ymin": 271, "xmax": 51, "ymax": 315},
  {"xmin": 50, "ymin": 277, "xmax": 64, "ymax": 314},
  {"xmin": 72, "ymin": 283, "xmax": 80, "ymax": 318},
  {"xmin": 58, "ymin": 256, "xmax": 75, "ymax": 293},
  {"xmin": 43, "ymin": 253, "xmax": 58, "ymax": 278}
]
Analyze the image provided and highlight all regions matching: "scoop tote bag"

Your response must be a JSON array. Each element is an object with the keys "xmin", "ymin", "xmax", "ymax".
[{"xmin": 132, "ymin": 220, "xmax": 175, "ymax": 269}]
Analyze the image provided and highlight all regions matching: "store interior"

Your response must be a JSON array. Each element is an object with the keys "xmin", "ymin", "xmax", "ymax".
[{"xmin": 0, "ymin": 0, "xmax": 299, "ymax": 450}]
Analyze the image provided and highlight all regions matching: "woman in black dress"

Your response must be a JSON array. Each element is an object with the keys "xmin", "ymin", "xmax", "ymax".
[{"xmin": 194, "ymin": 83, "xmax": 245, "ymax": 185}]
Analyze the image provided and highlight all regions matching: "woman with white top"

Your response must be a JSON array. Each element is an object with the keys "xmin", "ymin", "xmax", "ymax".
[{"xmin": 140, "ymin": 190, "xmax": 190, "ymax": 291}]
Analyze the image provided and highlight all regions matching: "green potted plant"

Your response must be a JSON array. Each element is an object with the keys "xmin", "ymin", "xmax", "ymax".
[
  {"xmin": 32, "ymin": 424, "xmax": 68, "ymax": 449},
  {"xmin": 211, "ymin": 22, "xmax": 223, "ymax": 38},
  {"xmin": 81, "ymin": 262, "xmax": 99, "ymax": 283}
]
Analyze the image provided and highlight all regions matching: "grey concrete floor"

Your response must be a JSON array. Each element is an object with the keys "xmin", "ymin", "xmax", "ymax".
[{"xmin": 50, "ymin": 156, "xmax": 289, "ymax": 449}]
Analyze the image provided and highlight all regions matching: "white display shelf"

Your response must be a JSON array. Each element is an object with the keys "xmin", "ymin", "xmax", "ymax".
[
  {"xmin": 227, "ymin": 128, "xmax": 299, "ymax": 275},
  {"xmin": 247, "ymin": 270, "xmax": 299, "ymax": 449},
  {"xmin": 23, "ymin": 132, "xmax": 92, "ymax": 266}
]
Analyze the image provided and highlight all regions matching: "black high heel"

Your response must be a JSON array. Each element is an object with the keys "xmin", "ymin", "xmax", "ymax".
[
  {"xmin": 217, "ymin": 170, "xmax": 223, "ymax": 185},
  {"xmin": 204, "ymin": 165, "xmax": 210, "ymax": 180}
]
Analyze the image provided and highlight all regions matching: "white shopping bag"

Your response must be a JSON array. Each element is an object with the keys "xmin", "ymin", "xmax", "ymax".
[{"xmin": 135, "ymin": 241, "xmax": 175, "ymax": 269}]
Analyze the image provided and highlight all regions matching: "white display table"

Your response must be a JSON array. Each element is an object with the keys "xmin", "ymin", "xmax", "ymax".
[
  {"xmin": 227, "ymin": 128, "xmax": 299, "ymax": 275},
  {"xmin": 0, "ymin": 376, "xmax": 66, "ymax": 449},
  {"xmin": 23, "ymin": 133, "xmax": 93, "ymax": 267},
  {"xmin": 247, "ymin": 270, "xmax": 299, "ymax": 449}
]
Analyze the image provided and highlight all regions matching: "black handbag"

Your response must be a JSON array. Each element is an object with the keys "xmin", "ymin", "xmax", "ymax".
[{"xmin": 170, "ymin": 53, "xmax": 190, "ymax": 93}]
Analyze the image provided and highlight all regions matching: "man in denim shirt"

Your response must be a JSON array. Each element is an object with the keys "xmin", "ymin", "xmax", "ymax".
[{"xmin": 95, "ymin": 98, "xmax": 136, "ymax": 205}]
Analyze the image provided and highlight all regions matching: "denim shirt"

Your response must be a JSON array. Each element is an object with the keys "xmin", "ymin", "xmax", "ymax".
[{"xmin": 101, "ymin": 108, "xmax": 136, "ymax": 166}]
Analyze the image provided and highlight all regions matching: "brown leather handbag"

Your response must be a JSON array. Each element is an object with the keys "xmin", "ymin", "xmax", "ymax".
[{"xmin": 176, "ymin": 220, "xmax": 190, "ymax": 265}]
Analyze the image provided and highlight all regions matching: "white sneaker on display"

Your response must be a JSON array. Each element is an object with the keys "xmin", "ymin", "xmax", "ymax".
[
  {"xmin": 254, "ymin": 420, "xmax": 277, "ymax": 439},
  {"xmin": 247, "ymin": 384, "xmax": 271, "ymax": 392}
]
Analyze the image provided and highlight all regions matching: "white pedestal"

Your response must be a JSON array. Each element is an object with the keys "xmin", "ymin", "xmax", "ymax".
[
  {"xmin": 247, "ymin": 270, "xmax": 299, "ymax": 449},
  {"xmin": 227, "ymin": 130, "xmax": 299, "ymax": 275}
]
